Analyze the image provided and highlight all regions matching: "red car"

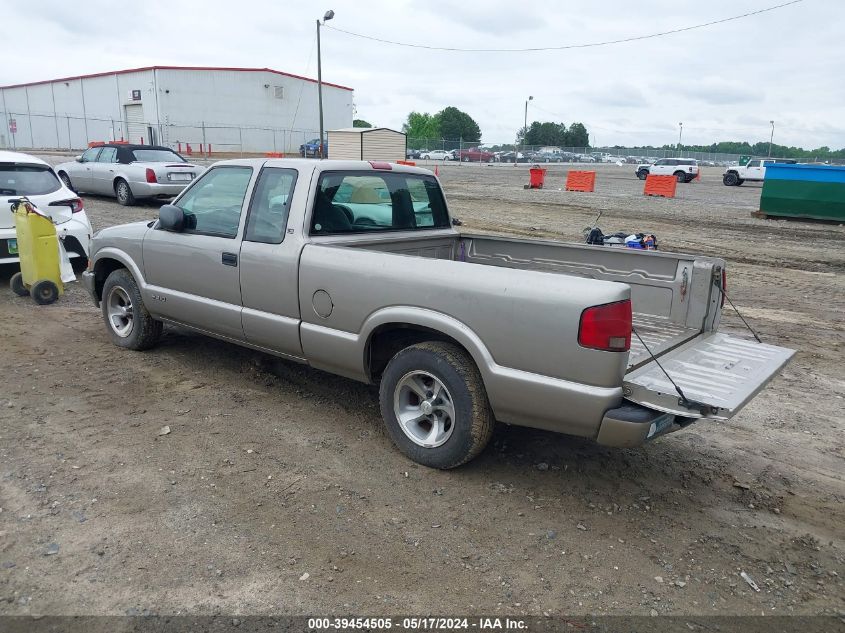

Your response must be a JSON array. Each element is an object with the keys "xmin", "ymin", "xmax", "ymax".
[{"xmin": 457, "ymin": 147, "xmax": 495, "ymax": 162}]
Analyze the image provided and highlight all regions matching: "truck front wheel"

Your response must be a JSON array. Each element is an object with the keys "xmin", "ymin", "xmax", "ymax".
[
  {"xmin": 379, "ymin": 341, "xmax": 494, "ymax": 469},
  {"xmin": 723, "ymin": 172, "xmax": 739, "ymax": 186}
]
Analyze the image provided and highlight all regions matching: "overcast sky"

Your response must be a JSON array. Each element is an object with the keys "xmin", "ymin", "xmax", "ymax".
[{"xmin": 2, "ymin": 0, "xmax": 843, "ymax": 148}]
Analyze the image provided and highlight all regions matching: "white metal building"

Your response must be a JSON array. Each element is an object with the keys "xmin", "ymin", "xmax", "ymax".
[
  {"xmin": 327, "ymin": 128, "xmax": 406, "ymax": 162},
  {"xmin": 0, "ymin": 66, "xmax": 354, "ymax": 153}
]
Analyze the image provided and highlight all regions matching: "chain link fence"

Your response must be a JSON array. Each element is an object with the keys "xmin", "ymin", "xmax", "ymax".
[
  {"xmin": 0, "ymin": 111, "xmax": 319, "ymax": 157},
  {"xmin": 2, "ymin": 111, "xmax": 842, "ymax": 165}
]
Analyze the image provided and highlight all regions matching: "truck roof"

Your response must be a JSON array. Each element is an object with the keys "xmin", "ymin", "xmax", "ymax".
[{"xmin": 210, "ymin": 158, "xmax": 436, "ymax": 176}]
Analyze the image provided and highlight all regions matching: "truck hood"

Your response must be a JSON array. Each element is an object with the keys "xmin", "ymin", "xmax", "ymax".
[{"xmin": 92, "ymin": 220, "xmax": 152, "ymax": 246}]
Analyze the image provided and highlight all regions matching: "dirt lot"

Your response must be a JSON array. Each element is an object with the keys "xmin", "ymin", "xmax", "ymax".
[{"xmin": 1, "ymin": 160, "xmax": 843, "ymax": 618}]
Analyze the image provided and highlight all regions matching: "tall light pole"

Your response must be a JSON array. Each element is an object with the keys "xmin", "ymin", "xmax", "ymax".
[
  {"xmin": 678, "ymin": 122, "xmax": 683, "ymax": 154},
  {"xmin": 518, "ymin": 95, "xmax": 532, "ymax": 166},
  {"xmin": 769, "ymin": 120, "xmax": 775, "ymax": 157},
  {"xmin": 317, "ymin": 9, "xmax": 334, "ymax": 159}
]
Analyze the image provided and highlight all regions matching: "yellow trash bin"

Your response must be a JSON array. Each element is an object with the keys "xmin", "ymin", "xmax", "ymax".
[{"xmin": 9, "ymin": 199, "xmax": 63, "ymax": 304}]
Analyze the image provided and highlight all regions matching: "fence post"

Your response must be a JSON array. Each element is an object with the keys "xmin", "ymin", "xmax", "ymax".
[
  {"xmin": 66, "ymin": 116, "xmax": 71, "ymax": 151},
  {"xmin": 272, "ymin": 128, "xmax": 277, "ymax": 153},
  {"xmin": 239, "ymin": 127, "xmax": 243, "ymax": 157},
  {"xmin": 201, "ymin": 121, "xmax": 207, "ymax": 158}
]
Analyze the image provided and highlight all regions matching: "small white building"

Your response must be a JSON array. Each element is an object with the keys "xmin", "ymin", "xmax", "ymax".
[
  {"xmin": 327, "ymin": 127, "xmax": 406, "ymax": 162},
  {"xmin": 0, "ymin": 66, "xmax": 354, "ymax": 153}
]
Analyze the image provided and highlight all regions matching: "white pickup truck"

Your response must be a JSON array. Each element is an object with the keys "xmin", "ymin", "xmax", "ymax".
[
  {"xmin": 82, "ymin": 159, "xmax": 794, "ymax": 468},
  {"xmin": 722, "ymin": 158, "xmax": 798, "ymax": 186}
]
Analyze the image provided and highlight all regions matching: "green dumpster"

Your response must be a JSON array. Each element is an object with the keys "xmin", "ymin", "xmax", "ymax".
[{"xmin": 760, "ymin": 163, "xmax": 845, "ymax": 222}]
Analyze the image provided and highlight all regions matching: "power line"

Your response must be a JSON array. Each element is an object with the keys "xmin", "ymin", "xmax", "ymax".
[{"xmin": 325, "ymin": 0, "xmax": 803, "ymax": 52}]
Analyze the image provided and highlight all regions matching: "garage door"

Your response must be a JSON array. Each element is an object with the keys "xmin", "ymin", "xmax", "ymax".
[{"xmin": 124, "ymin": 104, "xmax": 146, "ymax": 144}]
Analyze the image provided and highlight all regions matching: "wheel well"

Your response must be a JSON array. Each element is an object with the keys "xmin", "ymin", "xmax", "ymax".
[
  {"xmin": 113, "ymin": 176, "xmax": 127, "ymax": 190},
  {"xmin": 93, "ymin": 258, "xmax": 126, "ymax": 300},
  {"xmin": 366, "ymin": 324, "xmax": 470, "ymax": 382}
]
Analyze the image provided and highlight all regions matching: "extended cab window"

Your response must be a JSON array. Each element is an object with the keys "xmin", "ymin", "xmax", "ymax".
[
  {"xmin": 747, "ymin": 160, "xmax": 761, "ymax": 167},
  {"xmin": 174, "ymin": 166, "xmax": 252, "ymax": 238},
  {"xmin": 245, "ymin": 167, "xmax": 297, "ymax": 244},
  {"xmin": 311, "ymin": 171, "xmax": 449, "ymax": 234}
]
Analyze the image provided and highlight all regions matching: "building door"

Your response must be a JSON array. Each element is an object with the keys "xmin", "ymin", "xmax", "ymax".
[{"xmin": 124, "ymin": 104, "xmax": 145, "ymax": 144}]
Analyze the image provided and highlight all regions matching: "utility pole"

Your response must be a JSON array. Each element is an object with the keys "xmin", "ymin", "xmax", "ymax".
[
  {"xmin": 317, "ymin": 10, "xmax": 335, "ymax": 159},
  {"xmin": 678, "ymin": 122, "xmax": 683, "ymax": 155},
  {"xmin": 518, "ymin": 95, "xmax": 532, "ymax": 166},
  {"xmin": 769, "ymin": 120, "xmax": 775, "ymax": 157}
]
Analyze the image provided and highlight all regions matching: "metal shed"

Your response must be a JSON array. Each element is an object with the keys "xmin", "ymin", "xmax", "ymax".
[{"xmin": 327, "ymin": 127, "xmax": 406, "ymax": 162}]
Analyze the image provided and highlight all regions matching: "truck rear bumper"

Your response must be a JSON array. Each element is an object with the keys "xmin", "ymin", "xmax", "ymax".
[{"xmin": 595, "ymin": 403, "xmax": 679, "ymax": 447}]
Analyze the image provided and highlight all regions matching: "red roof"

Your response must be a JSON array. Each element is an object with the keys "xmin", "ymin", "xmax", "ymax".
[{"xmin": 0, "ymin": 65, "xmax": 353, "ymax": 92}]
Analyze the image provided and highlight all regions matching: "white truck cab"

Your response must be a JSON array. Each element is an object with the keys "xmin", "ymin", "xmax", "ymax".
[{"xmin": 723, "ymin": 158, "xmax": 797, "ymax": 186}]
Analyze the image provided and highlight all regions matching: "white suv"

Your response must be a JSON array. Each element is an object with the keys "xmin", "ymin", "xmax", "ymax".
[
  {"xmin": 1, "ymin": 151, "xmax": 93, "ymax": 266},
  {"xmin": 636, "ymin": 158, "xmax": 699, "ymax": 183}
]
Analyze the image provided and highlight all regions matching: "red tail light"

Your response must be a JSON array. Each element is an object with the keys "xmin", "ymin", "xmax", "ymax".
[
  {"xmin": 49, "ymin": 197, "xmax": 84, "ymax": 213},
  {"xmin": 578, "ymin": 300, "xmax": 632, "ymax": 352},
  {"xmin": 145, "ymin": 168, "xmax": 157, "ymax": 183},
  {"xmin": 721, "ymin": 268, "xmax": 727, "ymax": 307}
]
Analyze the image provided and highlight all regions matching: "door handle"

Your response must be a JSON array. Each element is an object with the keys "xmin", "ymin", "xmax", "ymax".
[{"xmin": 221, "ymin": 252, "xmax": 238, "ymax": 267}]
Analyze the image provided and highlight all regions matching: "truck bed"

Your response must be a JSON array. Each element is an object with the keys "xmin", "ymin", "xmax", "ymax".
[{"xmin": 342, "ymin": 232, "xmax": 716, "ymax": 369}]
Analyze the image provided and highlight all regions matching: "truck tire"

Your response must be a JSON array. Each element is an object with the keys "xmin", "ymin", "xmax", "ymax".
[
  {"xmin": 674, "ymin": 171, "xmax": 687, "ymax": 183},
  {"xmin": 379, "ymin": 341, "xmax": 494, "ymax": 469},
  {"xmin": 101, "ymin": 268, "xmax": 162, "ymax": 350},
  {"xmin": 115, "ymin": 179, "xmax": 136, "ymax": 206},
  {"xmin": 10, "ymin": 272, "xmax": 29, "ymax": 297},
  {"xmin": 723, "ymin": 172, "xmax": 739, "ymax": 186},
  {"xmin": 637, "ymin": 169, "xmax": 648, "ymax": 180},
  {"xmin": 58, "ymin": 171, "xmax": 74, "ymax": 192}
]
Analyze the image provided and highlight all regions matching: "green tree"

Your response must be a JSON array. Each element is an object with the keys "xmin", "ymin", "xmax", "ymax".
[
  {"xmin": 522, "ymin": 121, "xmax": 567, "ymax": 146},
  {"xmin": 353, "ymin": 119, "xmax": 373, "ymax": 128},
  {"xmin": 565, "ymin": 122, "xmax": 589, "ymax": 147},
  {"xmin": 402, "ymin": 111, "xmax": 441, "ymax": 148},
  {"xmin": 437, "ymin": 106, "xmax": 481, "ymax": 147}
]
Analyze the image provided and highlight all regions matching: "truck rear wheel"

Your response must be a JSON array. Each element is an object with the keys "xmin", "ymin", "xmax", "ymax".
[
  {"xmin": 379, "ymin": 341, "xmax": 494, "ymax": 469},
  {"xmin": 674, "ymin": 171, "xmax": 687, "ymax": 183},
  {"xmin": 637, "ymin": 169, "xmax": 648, "ymax": 180}
]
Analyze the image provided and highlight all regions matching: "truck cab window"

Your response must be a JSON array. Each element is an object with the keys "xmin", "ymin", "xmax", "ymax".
[
  {"xmin": 311, "ymin": 172, "xmax": 449, "ymax": 235},
  {"xmin": 176, "ymin": 166, "xmax": 252, "ymax": 238}
]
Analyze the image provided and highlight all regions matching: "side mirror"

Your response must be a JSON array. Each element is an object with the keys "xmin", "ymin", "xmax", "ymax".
[
  {"xmin": 74, "ymin": 156, "xmax": 82, "ymax": 162},
  {"xmin": 158, "ymin": 204, "xmax": 186, "ymax": 232}
]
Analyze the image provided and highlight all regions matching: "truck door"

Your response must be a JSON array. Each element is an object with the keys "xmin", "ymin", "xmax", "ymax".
[
  {"xmin": 142, "ymin": 165, "xmax": 253, "ymax": 340},
  {"xmin": 745, "ymin": 159, "xmax": 764, "ymax": 180},
  {"xmin": 238, "ymin": 166, "xmax": 304, "ymax": 359}
]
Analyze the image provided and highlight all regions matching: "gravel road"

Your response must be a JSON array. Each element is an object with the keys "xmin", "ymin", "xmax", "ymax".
[{"xmin": 0, "ymin": 159, "xmax": 842, "ymax": 618}]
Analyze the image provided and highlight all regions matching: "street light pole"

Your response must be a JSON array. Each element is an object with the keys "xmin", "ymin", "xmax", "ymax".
[
  {"xmin": 769, "ymin": 120, "xmax": 775, "ymax": 157},
  {"xmin": 317, "ymin": 9, "xmax": 334, "ymax": 159},
  {"xmin": 678, "ymin": 122, "xmax": 683, "ymax": 154},
  {"xmin": 518, "ymin": 95, "xmax": 532, "ymax": 166}
]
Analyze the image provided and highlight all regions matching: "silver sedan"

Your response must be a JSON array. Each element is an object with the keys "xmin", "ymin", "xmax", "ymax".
[{"xmin": 55, "ymin": 144, "xmax": 204, "ymax": 206}]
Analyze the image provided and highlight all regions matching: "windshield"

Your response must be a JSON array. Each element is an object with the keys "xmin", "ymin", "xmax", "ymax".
[
  {"xmin": 0, "ymin": 164, "xmax": 61, "ymax": 195},
  {"xmin": 311, "ymin": 171, "xmax": 450, "ymax": 235},
  {"xmin": 131, "ymin": 149, "xmax": 185, "ymax": 163}
]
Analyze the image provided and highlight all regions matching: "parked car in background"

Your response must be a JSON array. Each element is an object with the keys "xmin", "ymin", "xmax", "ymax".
[
  {"xmin": 421, "ymin": 150, "xmax": 452, "ymax": 160},
  {"xmin": 299, "ymin": 138, "xmax": 327, "ymax": 158},
  {"xmin": 457, "ymin": 147, "xmax": 495, "ymax": 162},
  {"xmin": 723, "ymin": 158, "xmax": 797, "ymax": 186},
  {"xmin": 406, "ymin": 149, "xmax": 422, "ymax": 160},
  {"xmin": 537, "ymin": 148, "xmax": 564, "ymax": 162},
  {"xmin": 636, "ymin": 158, "xmax": 699, "ymax": 182},
  {"xmin": 82, "ymin": 158, "xmax": 794, "ymax": 469},
  {"xmin": 499, "ymin": 151, "xmax": 528, "ymax": 163},
  {"xmin": 575, "ymin": 154, "xmax": 596, "ymax": 163},
  {"xmin": 55, "ymin": 144, "xmax": 203, "ymax": 206},
  {"xmin": 1, "ymin": 151, "xmax": 92, "ymax": 265}
]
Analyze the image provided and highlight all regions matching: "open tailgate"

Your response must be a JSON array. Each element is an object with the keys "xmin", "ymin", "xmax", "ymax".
[{"xmin": 624, "ymin": 333, "xmax": 794, "ymax": 420}]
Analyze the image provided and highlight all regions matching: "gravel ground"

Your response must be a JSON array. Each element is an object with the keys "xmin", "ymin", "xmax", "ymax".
[{"xmin": 0, "ymin": 158, "xmax": 843, "ymax": 618}]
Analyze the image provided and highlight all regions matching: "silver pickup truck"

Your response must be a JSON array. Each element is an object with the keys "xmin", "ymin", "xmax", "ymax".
[{"xmin": 82, "ymin": 159, "xmax": 794, "ymax": 468}]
